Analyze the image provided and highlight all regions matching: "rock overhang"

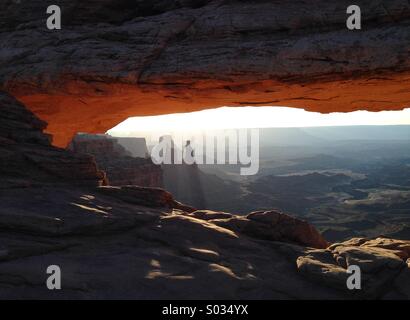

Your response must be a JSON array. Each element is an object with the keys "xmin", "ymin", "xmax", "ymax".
[{"xmin": 1, "ymin": 0, "xmax": 409, "ymax": 147}]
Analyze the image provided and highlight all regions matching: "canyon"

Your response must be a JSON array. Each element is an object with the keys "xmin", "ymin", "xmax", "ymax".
[
  {"xmin": 0, "ymin": 0, "xmax": 410, "ymax": 299},
  {"xmin": 66, "ymin": 133, "xmax": 208, "ymax": 208},
  {"xmin": 1, "ymin": 90, "xmax": 410, "ymax": 299}
]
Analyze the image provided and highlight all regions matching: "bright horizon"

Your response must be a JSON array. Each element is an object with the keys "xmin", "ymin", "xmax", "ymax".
[{"xmin": 108, "ymin": 106, "xmax": 410, "ymax": 136}]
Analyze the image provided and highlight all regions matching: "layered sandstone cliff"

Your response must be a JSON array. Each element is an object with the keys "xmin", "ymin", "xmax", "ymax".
[
  {"xmin": 115, "ymin": 137, "xmax": 149, "ymax": 158},
  {"xmin": 0, "ymin": 0, "xmax": 409, "ymax": 146},
  {"xmin": 0, "ymin": 92, "xmax": 105, "ymax": 187},
  {"xmin": 69, "ymin": 134, "xmax": 163, "ymax": 187}
]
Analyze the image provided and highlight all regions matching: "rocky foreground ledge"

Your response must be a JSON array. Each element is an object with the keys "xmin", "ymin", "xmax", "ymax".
[
  {"xmin": 0, "ymin": 91, "xmax": 409, "ymax": 299},
  {"xmin": 0, "ymin": 185, "xmax": 409, "ymax": 299}
]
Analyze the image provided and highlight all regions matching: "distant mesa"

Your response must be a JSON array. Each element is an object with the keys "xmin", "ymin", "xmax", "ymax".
[{"xmin": 115, "ymin": 137, "xmax": 150, "ymax": 158}]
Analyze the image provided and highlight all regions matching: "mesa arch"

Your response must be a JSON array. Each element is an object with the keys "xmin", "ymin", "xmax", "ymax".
[{"xmin": 1, "ymin": 0, "xmax": 409, "ymax": 147}]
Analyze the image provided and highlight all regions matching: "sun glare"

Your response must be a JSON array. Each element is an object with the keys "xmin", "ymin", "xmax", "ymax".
[{"xmin": 108, "ymin": 106, "xmax": 410, "ymax": 136}]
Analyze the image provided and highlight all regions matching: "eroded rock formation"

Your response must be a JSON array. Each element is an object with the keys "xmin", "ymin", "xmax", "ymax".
[
  {"xmin": 188, "ymin": 209, "xmax": 329, "ymax": 249},
  {"xmin": 1, "ymin": 0, "xmax": 409, "ymax": 146},
  {"xmin": 0, "ymin": 92, "xmax": 105, "ymax": 187},
  {"xmin": 115, "ymin": 137, "xmax": 149, "ymax": 158},
  {"xmin": 1, "ymin": 1, "xmax": 410, "ymax": 299},
  {"xmin": 148, "ymin": 136, "xmax": 207, "ymax": 208},
  {"xmin": 0, "ymin": 93, "xmax": 408, "ymax": 299},
  {"xmin": 68, "ymin": 133, "xmax": 163, "ymax": 187},
  {"xmin": 297, "ymin": 237, "xmax": 410, "ymax": 298}
]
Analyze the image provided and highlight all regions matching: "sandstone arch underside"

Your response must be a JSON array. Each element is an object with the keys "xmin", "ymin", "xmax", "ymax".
[{"xmin": 1, "ymin": 0, "xmax": 409, "ymax": 147}]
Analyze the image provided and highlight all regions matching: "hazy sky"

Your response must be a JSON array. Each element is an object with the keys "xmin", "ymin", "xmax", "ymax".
[{"xmin": 108, "ymin": 106, "xmax": 410, "ymax": 136}]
